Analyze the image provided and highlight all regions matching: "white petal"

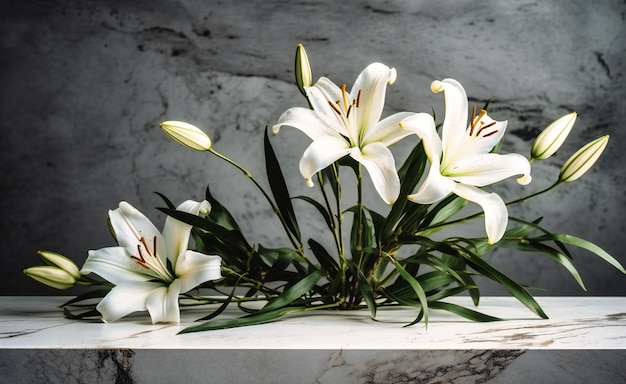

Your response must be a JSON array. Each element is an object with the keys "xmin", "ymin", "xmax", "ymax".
[
  {"xmin": 352, "ymin": 63, "xmax": 396, "ymax": 140},
  {"xmin": 305, "ymin": 80, "xmax": 350, "ymax": 138},
  {"xmin": 408, "ymin": 163, "xmax": 456, "ymax": 204},
  {"xmin": 96, "ymin": 282, "xmax": 162, "ymax": 322},
  {"xmin": 453, "ymin": 184, "xmax": 508, "ymax": 244},
  {"xmin": 351, "ymin": 143, "xmax": 400, "ymax": 204},
  {"xmin": 435, "ymin": 79, "xmax": 469, "ymax": 155},
  {"xmin": 111, "ymin": 202, "xmax": 167, "ymax": 264},
  {"xmin": 400, "ymin": 113, "xmax": 442, "ymax": 164},
  {"xmin": 446, "ymin": 153, "xmax": 531, "ymax": 187},
  {"xmin": 81, "ymin": 247, "xmax": 154, "ymax": 284},
  {"xmin": 175, "ymin": 250, "xmax": 222, "ymax": 293},
  {"xmin": 145, "ymin": 283, "xmax": 181, "ymax": 324},
  {"xmin": 162, "ymin": 200, "xmax": 210, "ymax": 267},
  {"xmin": 361, "ymin": 112, "xmax": 416, "ymax": 147},
  {"xmin": 272, "ymin": 107, "xmax": 340, "ymax": 140},
  {"xmin": 299, "ymin": 136, "xmax": 351, "ymax": 187}
]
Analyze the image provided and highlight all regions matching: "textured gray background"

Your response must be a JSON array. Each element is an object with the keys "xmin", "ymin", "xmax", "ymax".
[{"xmin": 1, "ymin": 0, "xmax": 624, "ymax": 295}]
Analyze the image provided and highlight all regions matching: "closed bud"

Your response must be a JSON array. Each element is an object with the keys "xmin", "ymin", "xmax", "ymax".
[
  {"xmin": 38, "ymin": 250, "xmax": 81, "ymax": 279},
  {"xmin": 531, "ymin": 112, "xmax": 577, "ymax": 160},
  {"xmin": 160, "ymin": 121, "xmax": 212, "ymax": 151},
  {"xmin": 559, "ymin": 135, "xmax": 609, "ymax": 182},
  {"xmin": 24, "ymin": 266, "xmax": 76, "ymax": 290},
  {"xmin": 295, "ymin": 43, "xmax": 312, "ymax": 96}
]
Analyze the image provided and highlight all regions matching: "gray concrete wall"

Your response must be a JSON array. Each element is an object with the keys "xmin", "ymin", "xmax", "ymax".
[{"xmin": 1, "ymin": 0, "xmax": 624, "ymax": 295}]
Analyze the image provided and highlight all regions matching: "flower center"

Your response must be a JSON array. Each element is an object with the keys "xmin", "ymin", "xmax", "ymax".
[
  {"xmin": 469, "ymin": 106, "xmax": 498, "ymax": 138},
  {"xmin": 130, "ymin": 236, "xmax": 175, "ymax": 282},
  {"xmin": 327, "ymin": 84, "xmax": 362, "ymax": 145}
]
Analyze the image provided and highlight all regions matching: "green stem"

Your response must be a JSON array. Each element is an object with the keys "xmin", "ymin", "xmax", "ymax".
[{"xmin": 209, "ymin": 148, "xmax": 310, "ymax": 263}]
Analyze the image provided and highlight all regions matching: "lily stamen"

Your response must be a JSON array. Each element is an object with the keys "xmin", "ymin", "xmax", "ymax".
[
  {"xmin": 340, "ymin": 84, "xmax": 349, "ymax": 110},
  {"xmin": 356, "ymin": 89, "xmax": 362, "ymax": 108},
  {"xmin": 328, "ymin": 100, "xmax": 342, "ymax": 115},
  {"xmin": 476, "ymin": 121, "xmax": 497, "ymax": 137},
  {"xmin": 470, "ymin": 109, "xmax": 488, "ymax": 136}
]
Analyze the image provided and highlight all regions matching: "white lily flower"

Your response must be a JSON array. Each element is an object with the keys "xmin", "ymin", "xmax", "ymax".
[
  {"xmin": 81, "ymin": 200, "xmax": 221, "ymax": 324},
  {"xmin": 401, "ymin": 79, "xmax": 532, "ymax": 244},
  {"xmin": 273, "ymin": 62, "xmax": 415, "ymax": 204}
]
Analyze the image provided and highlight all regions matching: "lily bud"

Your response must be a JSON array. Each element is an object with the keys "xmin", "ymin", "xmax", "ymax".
[
  {"xmin": 24, "ymin": 266, "xmax": 76, "ymax": 290},
  {"xmin": 531, "ymin": 112, "xmax": 577, "ymax": 160},
  {"xmin": 559, "ymin": 135, "xmax": 609, "ymax": 182},
  {"xmin": 295, "ymin": 43, "xmax": 312, "ymax": 96},
  {"xmin": 160, "ymin": 121, "xmax": 212, "ymax": 151},
  {"xmin": 38, "ymin": 250, "xmax": 81, "ymax": 279}
]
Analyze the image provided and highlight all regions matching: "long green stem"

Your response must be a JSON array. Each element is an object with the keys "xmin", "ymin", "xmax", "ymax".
[
  {"xmin": 331, "ymin": 163, "xmax": 348, "ymax": 299},
  {"xmin": 208, "ymin": 148, "xmax": 308, "ymax": 261}
]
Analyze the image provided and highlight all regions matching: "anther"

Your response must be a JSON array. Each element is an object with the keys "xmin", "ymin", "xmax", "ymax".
[
  {"xmin": 346, "ymin": 105, "xmax": 353, "ymax": 119},
  {"xmin": 356, "ymin": 89, "xmax": 362, "ymax": 108},
  {"xmin": 477, "ymin": 121, "xmax": 497, "ymax": 136},
  {"xmin": 328, "ymin": 100, "xmax": 342, "ymax": 115}
]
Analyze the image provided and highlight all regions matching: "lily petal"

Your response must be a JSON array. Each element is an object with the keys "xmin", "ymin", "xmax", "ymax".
[
  {"xmin": 299, "ymin": 136, "xmax": 352, "ymax": 187},
  {"xmin": 351, "ymin": 142, "xmax": 400, "ymax": 204},
  {"xmin": 400, "ymin": 113, "xmax": 442, "ymax": 164},
  {"xmin": 175, "ymin": 250, "xmax": 222, "ymax": 293},
  {"xmin": 454, "ymin": 117, "xmax": 507, "ymax": 158},
  {"xmin": 453, "ymin": 184, "xmax": 508, "ymax": 244},
  {"xmin": 162, "ymin": 200, "xmax": 211, "ymax": 267},
  {"xmin": 433, "ymin": 79, "xmax": 469, "ymax": 155},
  {"xmin": 408, "ymin": 163, "xmax": 456, "ymax": 204},
  {"xmin": 305, "ymin": 80, "xmax": 350, "ymax": 138},
  {"xmin": 81, "ymin": 247, "xmax": 154, "ymax": 284},
  {"xmin": 145, "ymin": 283, "xmax": 181, "ymax": 324},
  {"xmin": 352, "ymin": 63, "xmax": 397, "ymax": 140},
  {"xmin": 447, "ymin": 153, "xmax": 531, "ymax": 187},
  {"xmin": 111, "ymin": 202, "xmax": 167, "ymax": 266},
  {"xmin": 362, "ymin": 112, "xmax": 416, "ymax": 147},
  {"xmin": 96, "ymin": 282, "xmax": 162, "ymax": 323},
  {"xmin": 272, "ymin": 107, "xmax": 340, "ymax": 140}
]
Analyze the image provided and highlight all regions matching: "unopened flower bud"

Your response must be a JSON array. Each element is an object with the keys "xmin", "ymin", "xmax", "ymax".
[
  {"xmin": 24, "ymin": 266, "xmax": 76, "ymax": 290},
  {"xmin": 531, "ymin": 112, "xmax": 577, "ymax": 160},
  {"xmin": 559, "ymin": 135, "xmax": 609, "ymax": 182},
  {"xmin": 38, "ymin": 250, "xmax": 81, "ymax": 279},
  {"xmin": 295, "ymin": 43, "xmax": 312, "ymax": 96},
  {"xmin": 160, "ymin": 121, "xmax": 212, "ymax": 151}
]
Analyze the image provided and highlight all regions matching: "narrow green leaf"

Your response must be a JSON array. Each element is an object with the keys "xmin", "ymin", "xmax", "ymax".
[
  {"xmin": 346, "ymin": 259, "xmax": 377, "ymax": 318},
  {"xmin": 263, "ymin": 269, "xmax": 324, "ymax": 311},
  {"xmin": 180, "ymin": 306, "xmax": 307, "ymax": 333},
  {"xmin": 429, "ymin": 301, "xmax": 501, "ymax": 322},
  {"xmin": 388, "ymin": 256, "xmax": 429, "ymax": 327},
  {"xmin": 294, "ymin": 195, "xmax": 334, "ymax": 233},
  {"xmin": 458, "ymin": 244, "xmax": 548, "ymax": 319},
  {"xmin": 205, "ymin": 186, "xmax": 241, "ymax": 231},
  {"xmin": 61, "ymin": 288, "xmax": 111, "ymax": 307},
  {"xmin": 264, "ymin": 129, "xmax": 301, "ymax": 241},
  {"xmin": 533, "ymin": 234, "xmax": 626, "ymax": 274},
  {"xmin": 308, "ymin": 239, "xmax": 340, "ymax": 275},
  {"xmin": 153, "ymin": 192, "xmax": 176, "ymax": 209}
]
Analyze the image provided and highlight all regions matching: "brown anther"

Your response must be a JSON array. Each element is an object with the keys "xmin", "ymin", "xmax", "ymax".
[
  {"xmin": 346, "ymin": 105, "xmax": 353, "ymax": 119},
  {"xmin": 482, "ymin": 130, "xmax": 499, "ymax": 137},
  {"xmin": 328, "ymin": 100, "xmax": 342, "ymax": 115},
  {"xmin": 476, "ymin": 121, "xmax": 497, "ymax": 136},
  {"xmin": 356, "ymin": 89, "xmax": 362, "ymax": 108},
  {"xmin": 140, "ymin": 237, "xmax": 153, "ymax": 257}
]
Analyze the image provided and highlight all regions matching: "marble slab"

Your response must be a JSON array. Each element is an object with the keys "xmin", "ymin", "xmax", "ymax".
[{"xmin": 1, "ymin": 296, "xmax": 625, "ymax": 383}]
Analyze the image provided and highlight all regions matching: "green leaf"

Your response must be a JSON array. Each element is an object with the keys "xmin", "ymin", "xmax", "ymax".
[
  {"xmin": 417, "ymin": 196, "xmax": 467, "ymax": 236},
  {"xmin": 294, "ymin": 195, "xmax": 334, "ymax": 233},
  {"xmin": 180, "ymin": 306, "xmax": 307, "ymax": 333},
  {"xmin": 380, "ymin": 142, "xmax": 427, "ymax": 242},
  {"xmin": 457, "ymin": 243, "xmax": 548, "ymax": 319},
  {"xmin": 258, "ymin": 246, "xmax": 305, "ymax": 282},
  {"xmin": 532, "ymin": 234, "xmax": 626, "ymax": 274},
  {"xmin": 496, "ymin": 239, "xmax": 586, "ymax": 290},
  {"xmin": 388, "ymin": 256, "xmax": 429, "ymax": 327},
  {"xmin": 205, "ymin": 186, "xmax": 241, "ymax": 231},
  {"xmin": 264, "ymin": 129, "xmax": 301, "ymax": 241},
  {"xmin": 429, "ymin": 301, "xmax": 501, "ymax": 322},
  {"xmin": 346, "ymin": 259, "xmax": 377, "ymax": 318},
  {"xmin": 308, "ymin": 239, "xmax": 340, "ymax": 275},
  {"xmin": 61, "ymin": 288, "xmax": 111, "ymax": 307},
  {"xmin": 263, "ymin": 269, "xmax": 324, "ymax": 312},
  {"xmin": 153, "ymin": 192, "xmax": 176, "ymax": 209}
]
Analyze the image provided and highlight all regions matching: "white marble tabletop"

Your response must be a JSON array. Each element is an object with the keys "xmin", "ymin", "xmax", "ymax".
[{"xmin": 1, "ymin": 296, "xmax": 624, "ymax": 350}]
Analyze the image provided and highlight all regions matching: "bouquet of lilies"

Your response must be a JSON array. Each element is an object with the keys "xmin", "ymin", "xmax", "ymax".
[{"xmin": 25, "ymin": 45, "xmax": 624, "ymax": 333}]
